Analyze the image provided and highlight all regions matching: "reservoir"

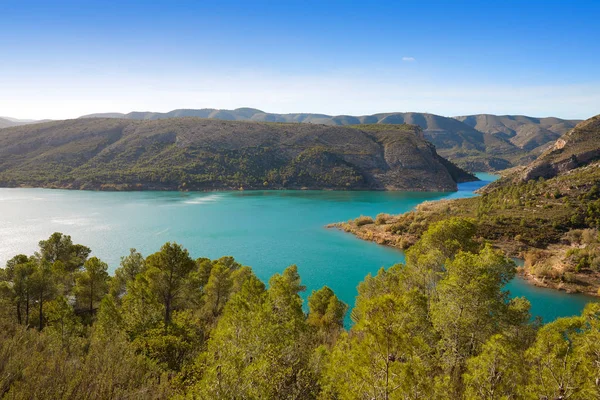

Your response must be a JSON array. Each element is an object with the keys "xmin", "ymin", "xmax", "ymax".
[{"xmin": 0, "ymin": 173, "xmax": 596, "ymax": 323}]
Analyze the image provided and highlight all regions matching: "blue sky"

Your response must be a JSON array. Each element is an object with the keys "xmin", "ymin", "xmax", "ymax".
[{"xmin": 1, "ymin": 0, "xmax": 599, "ymax": 120}]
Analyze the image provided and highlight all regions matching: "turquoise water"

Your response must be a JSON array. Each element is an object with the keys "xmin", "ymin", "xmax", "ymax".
[{"xmin": 0, "ymin": 172, "xmax": 596, "ymax": 323}]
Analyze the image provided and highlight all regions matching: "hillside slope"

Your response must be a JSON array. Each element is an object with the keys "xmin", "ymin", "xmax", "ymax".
[
  {"xmin": 456, "ymin": 114, "xmax": 580, "ymax": 154},
  {"xmin": 520, "ymin": 115, "xmax": 600, "ymax": 181},
  {"xmin": 81, "ymin": 108, "xmax": 585, "ymax": 171},
  {"xmin": 333, "ymin": 114, "xmax": 600, "ymax": 295},
  {"xmin": 0, "ymin": 118, "xmax": 475, "ymax": 191}
]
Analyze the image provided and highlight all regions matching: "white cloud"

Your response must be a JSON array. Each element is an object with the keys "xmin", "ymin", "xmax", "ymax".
[{"xmin": 402, "ymin": 57, "xmax": 416, "ymax": 62}]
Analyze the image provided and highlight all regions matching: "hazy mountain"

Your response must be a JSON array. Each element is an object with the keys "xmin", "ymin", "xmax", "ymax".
[
  {"xmin": 0, "ymin": 118, "xmax": 18, "ymax": 129},
  {"xmin": 0, "ymin": 118, "xmax": 475, "ymax": 191},
  {"xmin": 0, "ymin": 116, "xmax": 52, "ymax": 129}
]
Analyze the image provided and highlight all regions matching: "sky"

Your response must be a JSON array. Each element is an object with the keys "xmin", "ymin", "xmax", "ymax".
[{"xmin": 1, "ymin": 0, "xmax": 599, "ymax": 120}]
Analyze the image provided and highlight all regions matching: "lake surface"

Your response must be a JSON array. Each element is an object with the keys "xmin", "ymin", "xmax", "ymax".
[{"xmin": 0, "ymin": 172, "xmax": 596, "ymax": 324}]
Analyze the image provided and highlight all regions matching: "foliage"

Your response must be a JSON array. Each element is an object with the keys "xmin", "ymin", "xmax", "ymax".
[{"xmin": 0, "ymin": 224, "xmax": 598, "ymax": 399}]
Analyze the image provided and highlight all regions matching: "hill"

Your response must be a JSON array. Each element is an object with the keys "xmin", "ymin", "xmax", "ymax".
[
  {"xmin": 333, "ymin": 114, "xmax": 600, "ymax": 295},
  {"xmin": 520, "ymin": 115, "xmax": 600, "ymax": 181},
  {"xmin": 0, "ymin": 118, "xmax": 17, "ymax": 129},
  {"xmin": 0, "ymin": 118, "xmax": 475, "ymax": 191},
  {"xmin": 80, "ymin": 108, "xmax": 584, "ymax": 171},
  {"xmin": 456, "ymin": 114, "xmax": 580, "ymax": 154},
  {"xmin": 0, "ymin": 117, "xmax": 51, "ymax": 129}
]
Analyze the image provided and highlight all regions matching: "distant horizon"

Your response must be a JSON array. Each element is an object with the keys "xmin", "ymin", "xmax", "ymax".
[{"xmin": 1, "ymin": 106, "xmax": 591, "ymax": 123}]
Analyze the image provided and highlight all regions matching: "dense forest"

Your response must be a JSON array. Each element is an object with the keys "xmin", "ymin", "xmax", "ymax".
[{"xmin": 1, "ymin": 220, "xmax": 598, "ymax": 399}]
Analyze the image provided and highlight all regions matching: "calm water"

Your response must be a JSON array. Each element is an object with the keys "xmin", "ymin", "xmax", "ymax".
[{"xmin": 0, "ymin": 172, "xmax": 596, "ymax": 323}]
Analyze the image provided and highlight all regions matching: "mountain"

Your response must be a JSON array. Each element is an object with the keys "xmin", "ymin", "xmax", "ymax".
[
  {"xmin": 334, "ymin": 113, "xmax": 600, "ymax": 295},
  {"xmin": 519, "ymin": 115, "xmax": 600, "ymax": 181},
  {"xmin": 455, "ymin": 114, "xmax": 581, "ymax": 153},
  {"xmin": 0, "ymin": 118, "xmax": 17, "ymax": 129},
  {"xmin": 78, "ymin": 108, "xmax": 539, "ymax": 171},
  {"xmin": 79, "ymin": 108, "xmax": 581, "ymax": 172},
  {"xmin": 0, "ymin": 116, "xmax": 51, "ymax": 129},
  {"xmin": 0, "ymin": 118, "xmax": 475, "ymax": 191}
]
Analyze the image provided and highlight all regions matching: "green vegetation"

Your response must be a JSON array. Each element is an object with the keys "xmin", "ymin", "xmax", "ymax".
[
  {"xmin": 0, "ymin": 118, "xmax": 475, "ymax": 192},
  {"xmin": 1, "ymin": 221, "xmax": 599, "ymax": 399},
  {"xmin": 333, "ymin": 114, "xmax": 600, "ymax": 295},
  {"xmin": 336, "ymin": 164, "xmax": 600, "ymax": 293}
]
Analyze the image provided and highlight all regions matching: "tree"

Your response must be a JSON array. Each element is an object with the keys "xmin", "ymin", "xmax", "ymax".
[
  {"xmin": 463, "ymin": 334, "xmax": 525, "ymax": 400},
  {"xmin": 192, "ymin": 274, "xmax": 268, "ymax": 398},
  {"xmin": 120, "ymin": 273, "xmax": 163, "ymax": 338},
  {"xmin": 8, "ymin": 258, "xmax": 36, "ymax": 326},
  {"xmin": 268, "ymin": 264, "xmax": 306, "ymax": 323},
  {"xmin": 323, "ymin": 268, "xmax": 436, "ymax": 400},
  {"xmin": 194, "ymin": 266, "xmax": 317, "ymax": 399},
  {"xmin": 201, "ymin": 263, "xmax": 233, "ymax": 322},
  {"xmin": 132, "ymin": 310, "xmax": 203, "ymax": 372},
  {"xmin": 45, "ymin": 296, "xmax": 83, "ymax": 348},
  {"xmin": 37, "ymin": 232, "xmax": 90, "ymax": 272},
  {"xmin": 145, "ymin": 242, "xmax": 195, "ymax": 330},
  {"xmin": 430, "ymin": 245, "xmax": 517, "ymax": 395},
  {"xmin": 75, "ymin": 257, "xmax": 110, "ymax": 315},
  {"xmin": 29, "ymin": 260, "xmax": 57, "ymax": 330},
  {"xmin": 307, "ymin": 286, "xmax": 347, "ymax": 346},
  {"xmin": 110, "ymin": 249, "xmax": 145, "ymax": 299},
  {"xmin": 4, "ymin": 254, "xmax": 29, "ymax": 281},
  {"xmin": 403, "ymin": 217, "xmax": 480, "ymax": 297},
  {"xmin": 405, "ymin": 217, "xmax": 479, "ymax": 269},
  {"xmin": 574, "ymin": 303, "xmax": 600, "ymax": 399},
  {"xmin": 522, "ymin": 313, "xmax": 594, "ymax": 399}
]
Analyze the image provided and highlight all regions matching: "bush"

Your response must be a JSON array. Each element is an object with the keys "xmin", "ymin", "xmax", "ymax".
[
  {"xmin": 374, "ymin": 213, "xmax": 389, "ymax": 225},
  {"xmin": 581, "ymin": 229, "xmax": 599, "ymax": 245},
  {"xmin": 563, "ymin": 272, "xmax": 578, "ymax": 283},
  {"xmin": 354, "ymin": 216, "xmax": 374, "ymax": 226},
  {"xmin": 524, "ymin": 249, "xmax": 546, "ymax": 268}
]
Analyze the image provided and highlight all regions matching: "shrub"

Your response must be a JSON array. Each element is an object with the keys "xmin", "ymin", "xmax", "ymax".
[
  {"xmin": 581, "ymin": 229, "xmax": 598, "ymax": 245},
  {"xmin": 354, "ymin": 216, "xmax": 374, "ymax": 226},
  {"xmin": 374, "ymin": 213, "xmax": 389, "ymax": 225},
  {"xmin": 563, "ymin": 272, "xmax": 578, "ymax": 283}
]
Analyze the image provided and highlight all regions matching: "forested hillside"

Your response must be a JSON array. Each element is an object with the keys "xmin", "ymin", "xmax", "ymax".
[
  {"xmin": 0, "ymin": 118, "xmax": 475, "ymax": 192},
  {"xmin": 334, "ymin": 114, "xmax": 600, "ymax": 296},
  {"xmin": 1, "ymin": 222, "xmax": 598, "ymax": 399}
]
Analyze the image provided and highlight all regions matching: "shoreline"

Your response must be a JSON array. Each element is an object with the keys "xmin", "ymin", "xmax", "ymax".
[
  {"xmin": 517, "ymin": 268, "xmax": 600, "ymax": 297},
  {"xmin": 327, "ymin": 222, "xmax": 600, "ymax": 298},
  {"xmin": 0, "ymin": 183, "xmax": 466, "ymax": 193}
]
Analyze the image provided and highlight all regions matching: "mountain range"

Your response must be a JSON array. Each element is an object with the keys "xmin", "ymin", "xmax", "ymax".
[
  {"xmin": 1, "ymin": 109, "xmax": 582, "ymax": 172},
  {"xmin": 79, "ymin": 108, "xmax": 581, "ymax": 171}
]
